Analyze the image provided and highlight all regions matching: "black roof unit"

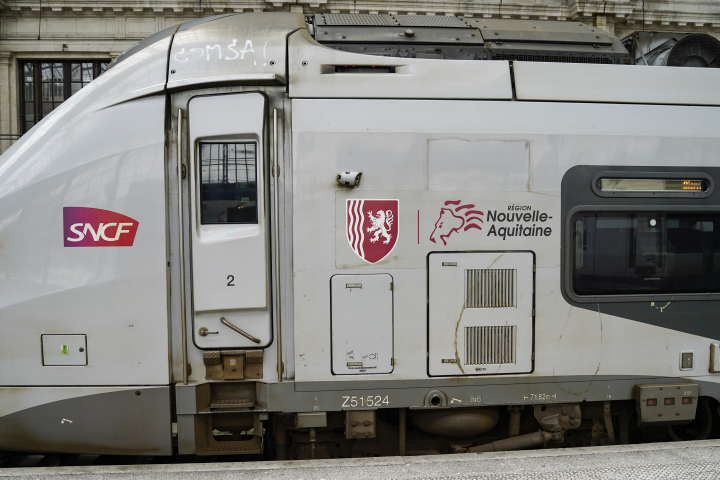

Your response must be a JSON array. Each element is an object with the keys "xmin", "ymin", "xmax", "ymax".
[{"xmin": 310, "ymin": 14, "xmax": 628, "ymax": 64}]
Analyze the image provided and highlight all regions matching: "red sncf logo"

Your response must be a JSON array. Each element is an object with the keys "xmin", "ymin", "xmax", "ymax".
[{"xmin": 63, "ymin": 207, "xmax": 139, "ymax": 247}]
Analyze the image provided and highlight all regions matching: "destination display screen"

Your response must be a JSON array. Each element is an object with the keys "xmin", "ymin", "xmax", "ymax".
[{"xmin": 599, "ymin": 178, "xmax": 705, "ymax": 192}]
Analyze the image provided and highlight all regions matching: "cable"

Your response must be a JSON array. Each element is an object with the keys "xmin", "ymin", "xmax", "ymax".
[{"xmin": 642, "ymin": 0, "xmax": 645, "ymax": 32}]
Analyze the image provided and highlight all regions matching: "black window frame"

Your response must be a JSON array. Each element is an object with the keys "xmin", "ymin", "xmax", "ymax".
[
  {"xmin": 564, "ymin": 204, "xmax": 720, "ymax": 303},
  {"xmin": 18, "ymin": 59, "xmax": 110, "ymax": 134}
]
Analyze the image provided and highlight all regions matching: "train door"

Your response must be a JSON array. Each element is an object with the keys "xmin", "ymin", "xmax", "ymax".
[{"xmin": 187, "ymin": 93, "xmax": 272, "ymax": 349}]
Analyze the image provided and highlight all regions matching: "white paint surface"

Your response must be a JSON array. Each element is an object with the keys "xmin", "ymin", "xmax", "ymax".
[{"xmin": 428, "ymin": 140, "xmax": 529, "ymax": 191}]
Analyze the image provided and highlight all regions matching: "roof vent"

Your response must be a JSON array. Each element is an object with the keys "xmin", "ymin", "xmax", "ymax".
[
  {"xmin": 663, "ymin": 34, "xmax": 720, "ymax": 68},
  {"xmin": 625, "ymin": 32, "xmax": 720, "ymax": 68}
]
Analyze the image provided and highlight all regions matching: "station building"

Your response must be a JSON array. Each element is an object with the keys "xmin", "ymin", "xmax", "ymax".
[{"xmin": 0, "ymin": 0, "xmax": 718, "ymax": 154}]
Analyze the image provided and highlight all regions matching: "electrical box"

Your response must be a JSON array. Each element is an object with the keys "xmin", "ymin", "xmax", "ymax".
[
  {"xmin": 331, "ymin": 274, "xmax": 393, "ymax": 375},
  {"xmin": 296, "ymin": 412, "xmax": 327, "ymax": 429},
  {"xmin": 42, "ymin": 335, "xmax": 87, "ymax": 366},
  {"xmin": 635, "ymin": 383, "xmax": 698, "ymax": 426}
]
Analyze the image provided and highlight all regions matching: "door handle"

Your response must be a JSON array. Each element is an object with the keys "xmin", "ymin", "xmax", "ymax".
[
  {"xmin": 221, "ymin": 317, "xmax": 261, "ymax": 344},
  {"xmin": 198, "ymin": 327, "xmax": 218, "ymax": 336}
]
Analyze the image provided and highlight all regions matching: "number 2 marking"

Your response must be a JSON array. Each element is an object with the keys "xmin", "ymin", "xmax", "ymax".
[{"xmin": 227, "ymin": 275, "xmax": 235, "ymax": 286}]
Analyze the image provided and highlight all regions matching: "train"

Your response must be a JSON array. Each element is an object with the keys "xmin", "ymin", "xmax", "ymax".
[{"xmin": 2, "ymin": 12, "xmax": 720, "ymax": 460}]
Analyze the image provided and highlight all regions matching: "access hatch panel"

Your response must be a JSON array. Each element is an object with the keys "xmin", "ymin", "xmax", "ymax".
[
  {"xmin": 429, "ymin": 252, "xmax": 534, "ymax": 376},
  {"xmin": 331, "ymin": 274, "xmax": 394, "ymax": 375}
]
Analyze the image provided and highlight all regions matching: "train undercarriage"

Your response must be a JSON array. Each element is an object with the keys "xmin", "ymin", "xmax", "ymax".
[{"xmin": 193, "ymin": 396, "xmax": 720, "ymax": 461}]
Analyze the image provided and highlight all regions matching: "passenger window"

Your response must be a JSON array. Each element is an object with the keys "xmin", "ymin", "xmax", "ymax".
[
  {"xmin": 199, "ymin": 142, "xmax": 257, "ymax": 224},
  {"xmin": 572, "ymin": 212, "xmax": 720, "ymax": 296}
]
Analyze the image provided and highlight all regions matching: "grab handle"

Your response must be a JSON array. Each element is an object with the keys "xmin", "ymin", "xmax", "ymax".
[{"xmin": 221, "ymin": 317, "xmax": 261, "ymax": 344}]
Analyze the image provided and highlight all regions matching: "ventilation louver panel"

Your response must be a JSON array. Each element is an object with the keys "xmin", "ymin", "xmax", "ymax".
[
  {"xmin": 317, "ymin": 14, "xmax": 393, "ymax": 26},
  {"xmin": 315, "ymin": 13, "xmax": 469, "ymax": 28},
  {"xmin": 492, "ymin": 54, "xmax": 612, "ymax": 64},
  {"xmin": 466, "ymin": 269, "xmax": 516, "ymax": 308},
  {"xmin": 465, "ymin": 326, "xmax": 517, "ymax": 365}
]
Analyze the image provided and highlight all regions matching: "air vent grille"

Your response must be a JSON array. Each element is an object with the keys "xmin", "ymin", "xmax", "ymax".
[
  {"xmin": 393, "ymin": 15, "xmax": 469, "ymax": 28},
  {"xmin": 315, "ymin": 13, "xmax": 469, "ymax": 28},
  {"xmin": 317, "ymin": 13, "xmax": 392, "ymax": 26},
  {"xmin": 466, "ymin": 269, "xmax": 516, "ymax": 308},
  {"xmin": 491, "ymin": 54, "xmax": 613, "ymax": 64},
  {"xmin": 465, "ymin": 326, "xmax": 517, "ymax": 365}
]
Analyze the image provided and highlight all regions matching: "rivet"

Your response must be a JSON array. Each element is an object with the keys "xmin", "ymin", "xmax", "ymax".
[
  {"xmin": 365, "ymin": 432, "xmax": 369, "ymax": 437},
  {"xmin": 135, "ymin": 391, "xmax": 141, "ymax": 396},
  {"xmin": 676, "ymin": 412, "xmax": 680, "ymax": 416},
  {"xmin": 170, "ymin": 70, "xmax": 176, "ymax": 74},
  {"xmin": 270, "ymin": 60, "xmax": 276, "ymax": 66}
]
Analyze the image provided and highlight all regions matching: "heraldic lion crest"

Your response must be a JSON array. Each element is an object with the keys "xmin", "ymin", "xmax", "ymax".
[
  {"xmin": 347, "ymin": 199, "xmax": 399, "ymax": 264},
  {"xmin": 367, "ymin": 209, "xmax": 394, "ymax": 244}
]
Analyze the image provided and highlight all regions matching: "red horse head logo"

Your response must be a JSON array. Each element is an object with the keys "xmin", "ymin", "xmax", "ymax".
[{"xmin": 430, "ymin": 200, "xmax": 484, "ymax": 246}]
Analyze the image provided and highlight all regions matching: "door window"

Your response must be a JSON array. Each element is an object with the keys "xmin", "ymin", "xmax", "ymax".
[{"xmin": 199, "ymin": 142, "xmax": 257, "ymax": 224}]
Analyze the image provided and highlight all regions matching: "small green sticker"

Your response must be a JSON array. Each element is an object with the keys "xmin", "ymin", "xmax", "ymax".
[
  {"xmin": 61, "ymin": 345, "xmax": 69, "ymax": 355},
  {"xmin": 651, "ymin": 302, "xmax": 655, "ymax": 307}
]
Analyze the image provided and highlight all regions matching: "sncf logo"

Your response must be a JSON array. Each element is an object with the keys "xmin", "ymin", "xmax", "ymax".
[{"xmin": 63, "ymin": 207, "xmax": 139, "ymax": 247}]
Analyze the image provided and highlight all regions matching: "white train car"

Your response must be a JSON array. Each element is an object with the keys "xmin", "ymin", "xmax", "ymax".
[{"xmin": 2, "ymin": 13, "xmax": 720, "ymax": 459}]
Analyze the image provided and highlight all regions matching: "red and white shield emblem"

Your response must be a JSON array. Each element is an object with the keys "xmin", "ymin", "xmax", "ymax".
[{"xmin": 346, "ymin": 199, "xmax": 399, "ymax": 264}]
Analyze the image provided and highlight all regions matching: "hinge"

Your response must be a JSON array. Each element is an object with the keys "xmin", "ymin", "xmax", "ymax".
[
  {"xmin": 391, "ymin": 358, "xmax": 395, "ymax": 366},
  {"xmin": 532, "ymin": 309, "xmax": 536, "ymax": 316},
  {"xmin": 533, "ymin": 264, "xmax": 536, "ymax": 273},
  {"xmin": 390, "ymin": 282, "xmax": 394, "ymax": 291},
  {"xmin": 531, "ymin": 352, "xmax": 535, "ymax": 361}
]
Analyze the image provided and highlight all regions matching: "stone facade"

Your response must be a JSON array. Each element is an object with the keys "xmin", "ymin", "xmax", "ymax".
[{"xmin": 1, "ymin": 1, "xmax": 719, "ymax": 153}]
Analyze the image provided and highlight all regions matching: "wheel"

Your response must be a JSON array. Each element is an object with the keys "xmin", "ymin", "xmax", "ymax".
[{"xmin": 667, "ymin": 397, "xmax": 712, "ymax": 441}]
